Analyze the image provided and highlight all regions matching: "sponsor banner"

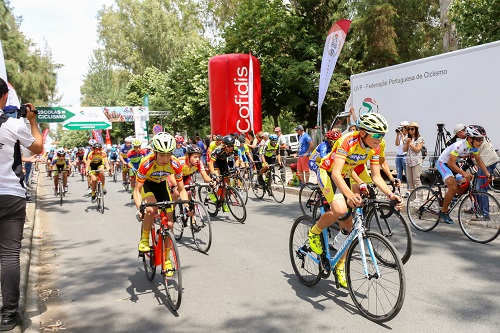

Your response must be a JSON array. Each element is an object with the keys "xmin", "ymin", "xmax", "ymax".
[
  {"xmin": 103, "ymin": 106, "xmax": 135, "ymax": 122},
  {"xmin": 105, "ymin": 129, "xmax": 112, "ymax": 145},
  {"xmin": 133, "ymin": 107, "xmax": 149, "ymax": 142}
]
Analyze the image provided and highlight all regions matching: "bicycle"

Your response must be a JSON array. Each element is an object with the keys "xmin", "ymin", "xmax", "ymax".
[
  {"xmin": 198, "ymin": 172, "xmax": 247, "ymax": 223},
  {"xmin": 228, "ymin": 168, "xmax": 249, "ymax": 205},
  {"xmin": 251, "ymin": 164, "xmax": 285, "ymax": 203},
  {"xmin": 172, "ymin": 183, "xmax": 213, "ymax": 253},
  {"xmin": 298, "ymin": 182, "xmax": 322, "ymax": 217},
  {"xmin": 51, "ymin": 170, "xmax": 69, "ymax": 206},
  {"xmin": 138, "ymin": 200, "xmax": 186, "ymax": 310},
  {"xmin": 407, "ymin": 173, "xmax": 500, "ymax": 243},
  {"xmin": 289, "ymin": 201, "xmax": 406, "ymax": 322},
  {"xmin": 312, "ymin": 183, "xmax": 412, "ymax": 264},
  {"xmin": 78, "ymin": 161, "xmax": 86, "ymax": 182},
  {"xmin": 89, "ymin": 169, "xmax": 107, "ymax": 214},
  {"xmin": 110, "ymin": 161, "xmax": 119, "ymax": 183}
]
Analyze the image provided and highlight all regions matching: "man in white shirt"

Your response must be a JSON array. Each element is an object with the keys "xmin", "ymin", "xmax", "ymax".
[{"xmin": 0, "ymin": 78, "xmax": 42, "ymax": 331}]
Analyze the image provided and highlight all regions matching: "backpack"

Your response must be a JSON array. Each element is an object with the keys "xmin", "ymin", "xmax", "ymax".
[{"xmin": 421, "ymin": 145, "xmax": 428, "ymax": 160}]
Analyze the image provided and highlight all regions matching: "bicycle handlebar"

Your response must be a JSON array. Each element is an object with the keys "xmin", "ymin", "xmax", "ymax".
[{"xmin": 338, "ymin": 198, "xmax": 398, "ymax": 221}]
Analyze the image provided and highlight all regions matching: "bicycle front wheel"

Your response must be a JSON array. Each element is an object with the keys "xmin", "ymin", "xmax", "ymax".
[
  {"xmin": 299, "ymin": 182, "xmax": 320, "ymax": 217},
  {"xmin": 270, "ymin": 174, "xmax": 285, "ymax": 203},
  {"xmin": 143, "ymin": 227, "xmax": 157, "ymax": 281},
  {"xmin": 162, "ymin": 230, "xmax": 182, "ymax": 310},
  {"xmin": 198, "ymin": 185, "xmax": 218, "ymax": 217},
  {"xmin": 190, "ymin": 201, "xmax": 212, "ymax": 253},
  {"xmin": 233, "ymin": 174, "xmax": 249, "ymax": 205},
  {"xmin": 406, "ymin": 186, "xmax": 440, "ymax": 232},
  {"xmin": 366, "ymin": 204, "xmax": 412, "ymax": 264},
  {"xmin": 458, "ymin": 191, "xmax": 500, "ymax": 243},
  {"xmin": 251, "ymin": 172, "xmax": 265, "ymax": 199},
  {"xmin": 97, "ymin": 183, "xmax": 105, "ymax": 214},
  {"xmin": 289, "ymin": 215, "xmax": 322, "ymax": 286},
  {"xmin": 59, "ymin": 181, "xmax": 63, "ymax": 206},
  {"xmin": 226, "ymin": 186, "xmax": 247, "ymax": 223},
  {"xmin": 172, "ymin": 204, "xmax": 185, "ymax": 241},
  {"xmin": 346, "ymin": 232, "xmax": 406, "ymax": 323}
]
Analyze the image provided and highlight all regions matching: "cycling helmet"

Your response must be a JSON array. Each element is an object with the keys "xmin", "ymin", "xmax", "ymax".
[
  {"xmin": 88, "ymin": 139, "xmax": 97, "ymax": 146},
  {"xmin": 464, "ymin": 125, "xmax": 485, "ymax": 138},
  {"xmin": 50, "ymin": 147, "xmax": 55, "ymax": 152},
  {"xmin": 325, "ymin": 130, "xmax": 342, "ymax": 142},
  {"xmin": 269, "ymin": 134, "xmax": 278, "ymax": 141},
  {"xmin": 175, "ymin": 135, "xmax": 184, "ymax": 144},
  {"xmin": 152, "ymin": 132, "xmax": 176, "ymax": 153},
  {"xmin": 112, "ymin": 144, "xmax": 118, "ymax": 148},
  {"xmin": 78, "ymin": 147, "xmax": 84, "ymax": 151},
  {"xmin": 56, "ymin": 148, "xmax": 66, "ymax": 156},
  {"xmin": 93, "ymin": 143, "xmax": 102, "ymax": 149},
  {"xmin": 222, "ymin": 135, "xmax": 235, "ymax": 146},
  {"xmin": 234, "ymin": 139, "xmax": 240, "ymax": 146},
  {"xmin": 356, "ymin": 113, "xmax": 389, "ymax": 134},
  {"xmin": 216, "ymin": 135, "xmax": 223, "ymax": 141},
  {"xmin": 185, "ymin": 145, "xmax": 203, "ymax": 155},
  {"xmin": 124, "ymin": 137, "xmax": 133, "ymax": 143},
  {"xmin": 132, "ymin": 139, "xmax": 142, "ymax": 147},
  {"xmin": 111, "ymin": 147, "xmax": 117, "ymax": 152}
]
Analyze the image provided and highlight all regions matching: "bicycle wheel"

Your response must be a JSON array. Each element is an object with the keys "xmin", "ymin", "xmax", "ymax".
[
  {"xmin": 190, "ymin": 201, "xmax": 212, "ymax": 253},
  {"xmin": 299, "ymin": 182, "xmax": 321, "ymax": 217},
  {"xmin": 346, "ymin": 232, "xmax": 405, "ymax": 323},
  {"xmin": 458, "ymin": 191, "xmax": 500, "ymax": 243},
  {"xmin": 162, "ymin": 231, "xmax": 182, "ymax": 310},
  {"xmin": 232, "ymin": 174, "xmax": 249, "ymax": 205},
  {"xmin": 59, "ymin": 181, "xmax": 63, "ymax": 206},
  {"xmin": 198, "ymin": 185, "xmax": 218, "ymax": 217},
  {"xmin": 366, "ymin": 204, "xmax": 412, "ymax": 264},
  {"xmin": 269, "ymin": 174, "xmax": 286, "ymax": 203},
  {"xmin": 97, "ymin": 183, "xmax": 105, "ymax": 214},
  {"xmin": 289, "ymin": 215, "xmax": 322, "ymax": 286},
  {"xmin": 406, "ymin": 186, "xmax": 440, "ymax": 232},
  {"xmin": 312, "ymin": 196, "xmax": 330, "ymax": 222},
  {"xmin": 143, "ymin": 227, "xmax": 157, "ymax": 281},
  {"xmin": 226, "ymin": 186, "xmax": 247, "ymax": 223},
  {"xmin": 113, "ymin": 166, "xmax": 117, "ymax": 182},
  {"xmin": 251, "ymin": 172, "xmax": 265, "ymax": 199},
  {"xmin": 172, "ymin": 204, "xmax": 185, "ymax": 241}
]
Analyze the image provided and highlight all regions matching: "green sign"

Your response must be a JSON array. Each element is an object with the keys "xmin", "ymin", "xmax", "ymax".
[
  {"xmin": 63, "ymin": 121, "xmax": 111, "ymax": 130},
  {"xmin": 36, "ymin": 107, "xmax": 75, "ymax": 123}
]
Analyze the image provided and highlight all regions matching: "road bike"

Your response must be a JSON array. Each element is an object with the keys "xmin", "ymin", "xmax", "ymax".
[
  {"xmin": 110, "ymin": 161, "xmax": 119, "ymax": 182},
  {"xmin": 172, "ymin": 183, "xmax": 212, "ymax": 253},
  {"xmin": 199, "ymin": 172, "xmax": 247, "ymax": 223},
  {"xmin": 89, "ymin": 169, "xmax": 107, "ymax": 214},
  {"xmin": 251, "ymin": 164, "xmax": 286, "ymax": 203},
  {"xmin": 407, "ymin": 172, "xmax": 500, "ymax": 243},
  {"xmin": 51, "ymin": 169, "xmax": 69, "ymax": 206},
  {"xmin": 289, "ymin": 200, "xmax": 406, "ymax": 323},
  {"xmin": 138, "ymin": 200, "xmax": 187, "ymax": 310}
]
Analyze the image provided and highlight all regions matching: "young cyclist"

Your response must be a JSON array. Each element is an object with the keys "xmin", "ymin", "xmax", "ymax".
[
  {"xmin": 52, "ymin": 148, "xmax": 71, "ymax": 194},
  {"xmin": 119, "ymin": 137, "xmax": 133, "ymax": 189},
  {"xmin": 86, "ymin": 143, "xmax": 110, "ymax": 202},
  {"xmin": 257, "ymin": 134, "xmax": 282, "ymax": 187},
  {"xmin": 134, "ymin": 132, "xmax": 191, "ymax": 276},
  {"xmin": 309, "ymin": 113, "xmax": 402, "ymax": 288},
  {"xmin": 127, "ymin": 139, "xmax": 147, "ymax": 199},
  {"xmin": 308, "ymin": 129, "xmax": 342, "ymax": 178},
  {"xmin": 108, "ymin": 146, "xmax": 120, "ymax": 177},
  {"xmin": 84, "ymin": 139, "xmax": 96, "ymax": 193}
]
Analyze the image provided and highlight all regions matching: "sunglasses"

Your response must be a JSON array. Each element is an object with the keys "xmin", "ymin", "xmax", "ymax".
[
  {"xmin": 474, "ymin": 137, "xmax": 484, "ymax": 142},
  {"xmin": 226, "ymin": 145, "xmax": 234, "ymax": 148},
  {"xmin": 365, "ymin": 132, "xmax": 385, "ymax": 140},
  {"xmin": 408, "ymin": 127, "xmax": 416, "ymax": 131}
]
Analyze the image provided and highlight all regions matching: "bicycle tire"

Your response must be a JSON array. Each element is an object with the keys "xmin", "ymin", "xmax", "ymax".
[
  {"xmin": 406, "ymin": 186, "xmax": 440, "ymax": 232},
  {"xmin": 289, "ymin": 215, "xmax": 322, "ymax": 286},
  {"xmin": 97, "ymin": 182, "xmax": 105, "ymax": 214},
  {"xmin": 190, "ymin": 201, "xmax": 212, "ymax": 253},
  {"xmin": 346, "ymin": 231, "xmax": 406, "ymax": 323},
  {"xmin": 162, "ymin": 230, "xmax": 182, "ymax": 310},
  {"xmin": 233, "ymin": 174, "xmax": 249, "ymax": 205},
  {"xmin": 143, "ymin": 226, "xmax": 157, "ymax": 281},
  {"xmin": 365, "ymin": 203, "xmax": 412, "ymax": 264},
  {"xmin": 172, "ymin": 204, "xmax": 185, "ymax": 241},
  {"xmin": 226, "ymin": 186, "xmax": 247, "ymax": 223},
  {"xmin": 270, "ymin": 174, "xmax": 286, "ymax": 203},
  {"xmin": 198, "ymin": 185, "xmax": 218, "ymax": 217},
  {"xmin": 312, "ymin": 197, "xmax": 330, "ymax": 222},
  {"xmin": 59, "ymin": 180, "xmax": 63, "ymax": 206},
  {"xmin": 299, "ymin": 182, "xmax": 321, "ymax": 217},
  {"xmin": 251, "ymin": 172, "xmax": 265, "ymax": 199},
  {"xmin": 458, "ymin": 191, "xmax": 500, "ymax": 243}
]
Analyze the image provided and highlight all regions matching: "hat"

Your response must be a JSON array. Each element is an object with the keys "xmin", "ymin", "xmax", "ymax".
[
  {"xmin": 274, "ymin": 127, "xmax": 281, "ymax": 132},
  {"xmin": 399, "ymin": 121, "xmax": 409, "ymax": 127},
  {"xmin": 295, "ymin": 125, "xmax": 304, "ymax": 131},
  {"xmin": 453, "ymin": 124, "xmax": 466, "ymax": 135},
  {"xmin": 408, "ymin": 122, "xmax": 419, "ymax": 128}
]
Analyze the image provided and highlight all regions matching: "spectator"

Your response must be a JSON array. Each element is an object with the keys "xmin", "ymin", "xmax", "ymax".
[
  {"xmin": 0, "ymin": 78, "xmax": 43, "ymax": 331},
  {"xmin": 275, "ymin": 127, "xmax": 287, "ymax": 180},
  {"xmin": 446, "ymin": 124, "xmax": 466, "ymax": 147},
  {"xmin": 403, "ymin": 122, "xmax": 425, "ymax": 194},
  {"xmin": 348, "ymin": 122, "xmax": 358, "ymax": 132},
  {"xmin": 196, "ymin": 135, "xmax": 207, "ymax": 165},
  {"xmin": 295, "ymin": 125, "xmax": 313, "ymax": 183},
  {"xmin": 395, "ymin": 120, "xmax": 409, "ymax": 184}
]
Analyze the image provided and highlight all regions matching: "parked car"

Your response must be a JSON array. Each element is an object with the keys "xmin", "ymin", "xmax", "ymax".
[{"xmin": 284, "ymin": 133, "xmax": 299, "ymax": 155}]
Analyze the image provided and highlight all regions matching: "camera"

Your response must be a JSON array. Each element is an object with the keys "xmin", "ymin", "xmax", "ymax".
[
  {"xmin": 395, "ymin": 127, "xmax": 402, "ymax": 133},
  {"xmin": 17, "ymin": 104, "xmax": 38, "ymax": 118}
]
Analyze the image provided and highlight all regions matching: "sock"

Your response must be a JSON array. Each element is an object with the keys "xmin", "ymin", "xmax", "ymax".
[
  {"xmin": 92, "ymin": 192, "xmax": 95, "ymax": 196},
  {"xmin": 336, "ymin": 259, "xmax": 345, "ymax": 270},
  {"xmin": 141, "ymin": 229, "xmax": 149, "ymax": 240},
  {"xmin": 311, "ymin": 224, "xmax": 322, "ymax": 235}
]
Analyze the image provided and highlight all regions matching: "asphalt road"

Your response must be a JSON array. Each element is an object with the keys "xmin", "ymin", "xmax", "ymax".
[{"xmin": 22, "ymin": 173, "xmax": 500, "ymax": 332}]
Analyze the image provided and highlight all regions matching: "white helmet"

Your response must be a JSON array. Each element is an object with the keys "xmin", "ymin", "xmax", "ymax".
[
  {"xmin": 152, "ymin": 132, "xmax": 176, "ymax": 153},
  {"xmin": 356, "ymin": 113, "xmax": 389, "ymax": 134}
]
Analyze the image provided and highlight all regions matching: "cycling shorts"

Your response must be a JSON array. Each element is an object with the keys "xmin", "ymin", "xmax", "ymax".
[
  {"xmin": 318, "ymin": 168, "xmax": 348, "ymax": 203},
  {"xmin": 263, "ymin": 156, "xmax": 276, "ymax": 166},
  {"xmin": 52, "ymin": 164, "xmax": 68, "ymax": 177},
  {"xmin": 349, "ymin": 164, "xmax": 372, "ymax": 186},
  {"xmin": 141, "ymin": 180, "xmax": 173, "ymax": 213},
  {"xmin": 437, "ymin": 161, "xmax": 455, "ymax": 182}
]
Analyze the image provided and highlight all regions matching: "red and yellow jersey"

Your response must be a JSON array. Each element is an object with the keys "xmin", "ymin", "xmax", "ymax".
[
  {"xmin": 136, "ymin": 154, "xmax": 183, "ymax": 184},
  {"xmin": 178, "ymin": 156, "xmax": 204, "ymax": 176},
  {"xmin": 320, "ymin": 131, "xmax": 380, "ymax": 176},
  {"xmin": 87, "ymin": 150, "xmax": 108, "ymax": 164}
]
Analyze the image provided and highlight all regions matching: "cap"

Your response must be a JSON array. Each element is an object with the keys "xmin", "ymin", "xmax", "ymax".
[
  {"xmin": 453, "ymin": 124, "xmax": 466, "ymax": 135},
  {"xmin": 274, "ymin": 127, "xmax": 281, "ymax": 132},
  {"xmin": 408, "ymin": 122, "xmax": 419, "ymax": 128},
  {"xmin": 399, "ymin": 121, "xmax": 409, "ymax": 127},
  {"xmin": 295, "ymin": 125, "xmax": 304, "ymax": 131}
]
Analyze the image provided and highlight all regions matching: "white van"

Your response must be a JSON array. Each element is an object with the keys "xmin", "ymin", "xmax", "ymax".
[{"xmin": 283, "ymin": 133, "xmax": 299, "ymax": 155}]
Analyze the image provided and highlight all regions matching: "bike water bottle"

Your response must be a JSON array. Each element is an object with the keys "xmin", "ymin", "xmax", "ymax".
[{"xmin": 333, "ymin": 228, "xmax": 349, "ymax": 250}]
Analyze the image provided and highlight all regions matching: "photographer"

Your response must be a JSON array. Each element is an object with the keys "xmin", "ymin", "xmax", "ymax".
[
  {"xmin": 446, "ymin": 124, "xmax": 466, "ymax": 147},
  {"xmin": 0, "ymin": 78, "xmax": 42, "ymax": 331},
  {"xmin": 403, "ymin": 122, "xmax": 425, "ymax": 194}
]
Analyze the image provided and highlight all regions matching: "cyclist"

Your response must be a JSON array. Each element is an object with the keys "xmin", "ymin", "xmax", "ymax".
[
  {"xmin": 236, "ymin": 135, "xmax": 254, "ymax": 169},
  {"xmin": 308, "ymin": 129, "xmax": 342, "ymax": 178},
  {"xmin": 256, "ymin": 133, "xmax": 282, "ymax": 187},
  {"xmin": 127, "ymin": 139, "xmax": 146, "ymax": 199},
  {"xmin": 436, "ymin": 125, "xmax": 492, "ymax": 224},
  {"xmin": 207, "ymin": 134, "xmax": 223, "ymax": 160},
  {"xmin": 134, "ymin": 132, "xmax": 190, "ymax": 275},
  {"xmin": 108, "ymin": 146, "xmax": 120, "ymax": 177},
  {"xmin": 75, "ymin": 147, "xmax": 85, "ymax": 176},
  {"xmin": 309, "ymin": 113, "xmax": 402, "ymax": 288},
  {"xmin": 119, "ymin": 137, "xmax": 133, "ymax": 189},
  {"xmin": 84, "ymin": 139, "xmax": 97, "ymax": 193},
  {"xmin": 52, "ymin": 148, "xmax": 71, "ymax": 195},
  {"xmin": 207, "ymin": 135, "xmax": 239, "ymax": 212},
  {"xmin": 44, "ymin": 147, "xmax": 56, "ymax": 177},
  {"xmin": 86, "ymin": 142, "xmax": 110, "ymax": 203}
]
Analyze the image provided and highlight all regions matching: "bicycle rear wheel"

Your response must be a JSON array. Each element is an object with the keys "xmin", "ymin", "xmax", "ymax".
[
  {"xmin": 251, "ymin": 172, "xmax": 265, "ymax": 199},
  {"xmin": 143, "ymin": 226, "xmax": 157, "ymax": 281},
  {"xmin": 232, "ymin": 174, "xmax": 248, "ymax": 205},
  {"xmin": 270, "ymin": 174, "xmax": 286, "ymax": 203},
  {"xmin": 226, "ymin": 186, "xmax": 247, "ymax": 223},
  {"xmin": 346, "ymin": 232, "xmax": 405, "ymax": 323},
  {"xmin": 172, "ymin": 205, "xmax": 185, "ymax": 241},
  {"xmin": 190, "ymin": 201, "xmax": 212, "ymax": 253},
  {"xmin": 289, "ymin": 215, "xmax": 321, "ymax": 286},
  {"xmin": 458, "ymin": 191, "xmax": 500, "ymax": 243},
  {"xmin": 299, "ymin": 182, "xmax": 320, "ymax": 217},
  {"xmin": 366, "ymin": 204, "xmax": 412, "ymax": 264},
  {"xmin": 198, "ymin": 185, "xmax": 218, "ymax": 217},
  {"xmin": 162, "ymin": 230, "xmax": 182, "ymax": 310},
  {"xmin": 406, "ymin": 186, "xmax": 440, "ymax": 231}
]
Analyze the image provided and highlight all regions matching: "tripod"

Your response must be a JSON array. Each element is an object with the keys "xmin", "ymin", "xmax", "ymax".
[{"xmin": 431, "ymin": 124, "xmax": 451, "ymax": 168}]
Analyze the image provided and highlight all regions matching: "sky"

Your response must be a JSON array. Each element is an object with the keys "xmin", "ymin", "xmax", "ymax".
[{"xmin": 11, "ymin": 0, "xmax": 115, "ymax": 106}]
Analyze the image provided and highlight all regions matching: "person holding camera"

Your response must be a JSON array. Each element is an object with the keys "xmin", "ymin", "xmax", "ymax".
[
  {"xmin": 403, "ymin": 122, "xmax": 425, "ymax": 195},
  {"xmin": 0, "ymin": 78, "xmax": 42, "ymax": 331},
  {"xmin": 395, "ymin": 121, "xmax": 409, "ymax": 190}
]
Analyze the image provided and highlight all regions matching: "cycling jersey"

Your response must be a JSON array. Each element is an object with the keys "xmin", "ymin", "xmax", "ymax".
[
  {"xmin": 136, "ymin": 154, "xmax": 183, "ymax": 184},
  {"xmin": 108, "ymin": 151, "xmax": 119, "ymax": 161},
  {"xmin": 308, "ymin": 140, "xmax": 333, "ymax": 172},
  {"xmin": 178, "ymin": 156, "xmax": 204, "ymax": 176},
  {"xmin": 87, "ymin": 150, "xmax": 107, "ymax": 164},
  {"xmin": 438, "ymin": 139, "xmax": 478, "ymax": 163},
  {"xmin": 75, "ymin": 151, "xmax": 85, "ymax": 161},
  {"xmin": 352, "ymin": 139, "xmax": 386, "ymax": 183},
  {"xmin": 127, "ymin": 149, "xmax": 146, "ymax": 170},
  {"xmin": 46, "ymin": 152, "xmax": 55, "ymax": 161},
  {"xmin": 120, "ymin": 143, "xmax": 132, "ymax": 160},
  {"xmin": 260, "ymin": 141, "xmax": 279, "ymax": 158},
  {"xmin": 52, "ymin": 158, "xmax": 70, "ymax": 169},
  {"xmin": 210, "ymin": 145, "xmax": 239, "ymax": 162}
]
